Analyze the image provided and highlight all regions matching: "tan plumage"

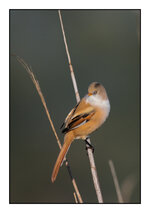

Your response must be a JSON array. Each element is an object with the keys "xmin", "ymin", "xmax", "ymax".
[{"xmin": 51, "ymin": 82, "xmax": 110, "ymax": 182}]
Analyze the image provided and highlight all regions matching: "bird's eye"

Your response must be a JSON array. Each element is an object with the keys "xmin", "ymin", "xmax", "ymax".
[{"xmin": 93, "ymin": 91, "xmax": 97, "ymax": 95}]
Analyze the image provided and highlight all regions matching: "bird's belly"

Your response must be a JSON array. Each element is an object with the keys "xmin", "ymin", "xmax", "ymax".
[{"xmin": 73, "ymin": 109, "xmax": 108, "ymax": 139}]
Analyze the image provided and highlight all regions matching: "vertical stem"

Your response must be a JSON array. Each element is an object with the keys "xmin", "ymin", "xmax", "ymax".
[
  {"xmin": 58, "ymin": 10, "xmax": 80, "ymax": 103},
  {"xmin": 65, "ymin": 159, "xmax": 83, "ymax": 203},
  {"xmin": 86, "ymin": 138, "xmax": 103, "ymax": 203},
  {"xmin": 109, "ymin": 160, "xmax": 124, "ymax": 203},
  {"xmin": 58, "ymin": 9, "xmax": 103, "ymax": 203},
  {"xmin": 73, "ymin": 192, "xmax": 78, "ymax": 203}
]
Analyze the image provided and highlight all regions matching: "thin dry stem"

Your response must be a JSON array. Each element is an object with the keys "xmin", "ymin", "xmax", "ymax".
[
  {"xmin": 109, "ymin": 160, "xmax": 124, "ymax": 203},
  {"xmin": 58, "ymin": 10, "xmax": 103, "ymax": 203},
  {"xmin": 15, "ymin": 55, "xmax": 83, "ymax": 204},
  {"xmin": 86, "ymin": 138, "xmax": 103, "ymax": 203},
  {"xmin": 73, "ymin": 192, "xmax": 78, "ymax": 203},
  {"xmin": 65, "ymin": 159, "xmax": 83, "ymax": 203},
  {"xmin": 58, "ymin": 10, "xmax": 80, "ymax": 103}
]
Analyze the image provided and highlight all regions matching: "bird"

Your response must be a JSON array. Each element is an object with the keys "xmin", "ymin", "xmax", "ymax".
[{"xmin": 51, "ymin": 82, "xmax": 110, "ymax": 182}]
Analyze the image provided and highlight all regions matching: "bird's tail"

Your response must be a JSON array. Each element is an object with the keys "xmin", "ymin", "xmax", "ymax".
[{"xmin": 51, "ymin": 132, "xmax": 74, "ymax": 182}]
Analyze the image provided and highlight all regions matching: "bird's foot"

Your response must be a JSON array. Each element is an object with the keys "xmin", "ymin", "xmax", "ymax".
[{"xmin": 85, "ymin": 138, "xmax": 94, "ymax": 153}]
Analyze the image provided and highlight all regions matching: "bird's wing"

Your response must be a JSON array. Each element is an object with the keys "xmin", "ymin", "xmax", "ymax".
[
  {"xmin": 60, "ymin": 102, "xmax": 79, "ymax": 129},
  {"xmin": 62, "ymin": 98, "xmax": 96, "ymax": 133}
]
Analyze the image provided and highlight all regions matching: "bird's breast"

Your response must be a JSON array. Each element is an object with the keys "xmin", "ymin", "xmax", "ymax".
[{"xmin": 85, "ymin": 94, "xmax": 110, "ymax": 116}]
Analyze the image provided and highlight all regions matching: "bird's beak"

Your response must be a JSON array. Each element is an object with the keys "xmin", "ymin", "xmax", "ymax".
[{"xmin": 88, "ymin": 92, "xmax": 93, "ymax": 96}]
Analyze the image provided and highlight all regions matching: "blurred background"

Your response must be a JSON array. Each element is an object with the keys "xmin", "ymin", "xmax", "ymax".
[{"xmin": 10, "ymin": 10, "xmax": 140, "ymax": 203}]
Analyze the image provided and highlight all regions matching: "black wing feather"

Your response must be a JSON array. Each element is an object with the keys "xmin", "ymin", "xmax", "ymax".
[{"xmin": 62, "ymin": 111, "xmax": 94, "ymax": 134}]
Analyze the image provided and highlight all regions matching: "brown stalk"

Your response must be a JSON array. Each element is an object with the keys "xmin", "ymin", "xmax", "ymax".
[
  {"xmin": 58, "ymin": 10, "xmax": 103, "ymax": 203},
  {"xmin": 15, "ymin": 55, "xmax": 83, "ymax": 204}
]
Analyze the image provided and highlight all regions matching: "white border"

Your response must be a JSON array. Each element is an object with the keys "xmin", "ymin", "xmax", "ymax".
[{"xmin": 1, "ymin": 0, "xmax": 149, "ymax": 212}]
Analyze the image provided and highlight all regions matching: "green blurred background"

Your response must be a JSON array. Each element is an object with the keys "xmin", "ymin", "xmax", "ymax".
[{"xmin": 10, "ymin": 10, "xmax": 140, "ymax": 203}]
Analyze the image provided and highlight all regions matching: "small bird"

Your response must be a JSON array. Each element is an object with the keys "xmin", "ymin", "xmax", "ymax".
[{"xmin": 51, "ymin": 82, "xmax": 110, "ymax": 182}]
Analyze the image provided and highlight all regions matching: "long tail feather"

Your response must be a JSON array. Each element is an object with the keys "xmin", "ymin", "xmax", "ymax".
[{"xmin": 51, "ymin": 132, "xmax": 74, "ymax": 182}]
